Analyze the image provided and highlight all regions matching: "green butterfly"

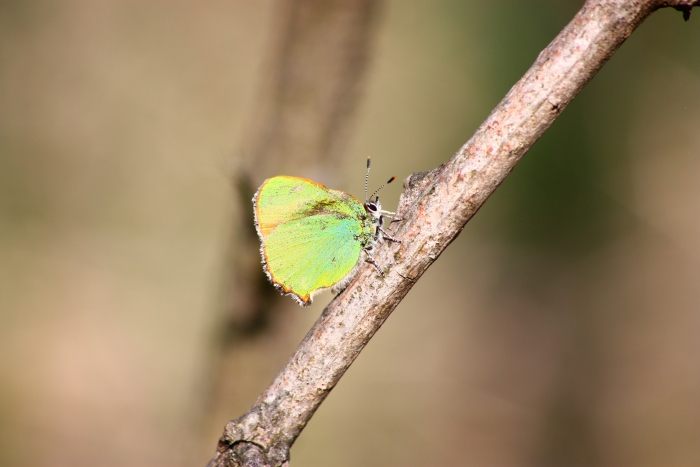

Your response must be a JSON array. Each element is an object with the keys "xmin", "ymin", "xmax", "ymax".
[{"xmin": 253, "ymin": 159, "xmax": 400, "ymax": 306}]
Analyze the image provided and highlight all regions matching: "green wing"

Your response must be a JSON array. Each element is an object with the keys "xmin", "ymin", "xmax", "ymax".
[
  {"xmin": 254, "ymin": 176, "xmax": 371, "ymax": 305},
  {"xmin": 254, "ymin": 176, "xmax": 362, "ymax": 236},
  {"xmin": 263, "ymin": 215, "xmax": 364, "ymax": 305}
]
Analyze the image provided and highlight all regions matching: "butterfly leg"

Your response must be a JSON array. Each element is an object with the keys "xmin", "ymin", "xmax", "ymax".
[
  {"xmin": 381, "ymin": 210, "xmax": 403, "ymax": 223},
  {"xmin": 363, "ymin": 249, "xmax": 384, "ymax": 276},
  {"xmin": 378, "ymin": 226, "xmax": 401, "ymax": 244}
]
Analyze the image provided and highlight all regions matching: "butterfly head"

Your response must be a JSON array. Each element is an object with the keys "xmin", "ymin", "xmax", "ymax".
[
  {"xmin": 364, "ymin": 197, "xmax": 383, "ymax": 221},
  {"xmin": 364, "ymin": 157, "xmax": 395, "ymax": 222}
]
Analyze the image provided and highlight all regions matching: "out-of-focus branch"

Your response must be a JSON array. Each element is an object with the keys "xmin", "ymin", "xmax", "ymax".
[
  {"xmin": 207, "ymin": 1, "xmax": 699, "ymax": 466},
  {"xmin": 192, "ymin": 0, "xmax": 382, "ymax": 461},
  {"xmin": 220, "ymin": 0, "xmax": 382, "ymax": 341}
]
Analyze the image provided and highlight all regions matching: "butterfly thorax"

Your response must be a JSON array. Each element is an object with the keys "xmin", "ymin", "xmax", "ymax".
[{"xmin": 362, "ymin": 198, "xmax": 385, "ymax": 252}]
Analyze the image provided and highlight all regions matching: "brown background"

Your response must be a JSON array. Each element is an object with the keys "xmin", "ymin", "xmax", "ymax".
[{"xmin": 2, "ymin": 1, "xmax": 700, "ymax": 466}]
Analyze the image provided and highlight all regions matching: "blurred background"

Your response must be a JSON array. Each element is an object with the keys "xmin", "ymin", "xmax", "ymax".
[{"xmin": 2, "ymin": 1, "xmax": 700, "ymax": 466}]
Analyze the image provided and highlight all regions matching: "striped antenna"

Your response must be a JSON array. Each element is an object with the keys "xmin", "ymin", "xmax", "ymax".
[
  {"xmin": 365, "ymin": 157, "xmax": 371, "ymax": 202},
  {"xmin": 369, "ymin": 175, "xmax": 396, "ymax": 202}
]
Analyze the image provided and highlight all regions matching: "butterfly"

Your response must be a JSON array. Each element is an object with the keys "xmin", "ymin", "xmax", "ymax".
[{"xmin": 253, "ymin": 158, "xmax": 401, "ymax": 306}]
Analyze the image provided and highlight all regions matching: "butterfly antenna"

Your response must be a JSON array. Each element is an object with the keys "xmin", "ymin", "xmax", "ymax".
[
  {"xmin": 369, "ymin": 175, "xmax": 396, "ymax": 202},
  {"xmin": 365, "ymin": 157, "xmax": 371, "ymax": 202}
]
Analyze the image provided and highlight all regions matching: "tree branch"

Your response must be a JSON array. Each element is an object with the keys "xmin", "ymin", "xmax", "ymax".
[
  {"xmin": 207, "ymin": 1, "xmax": 699, "ymax": 466},
  {"xmin": 194, "ymin": 0, "xmax": 382, "ymax": 460}
]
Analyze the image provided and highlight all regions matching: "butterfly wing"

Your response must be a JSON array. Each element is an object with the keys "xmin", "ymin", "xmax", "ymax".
[{"xmin": 254, "ymin": 176, "xmax": 370, "ymax": 305}]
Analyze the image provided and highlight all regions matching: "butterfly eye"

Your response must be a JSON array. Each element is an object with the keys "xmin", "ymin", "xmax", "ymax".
[{"xmin": 366, "ymin": 202, "xmax": 378, "ymax": 212}]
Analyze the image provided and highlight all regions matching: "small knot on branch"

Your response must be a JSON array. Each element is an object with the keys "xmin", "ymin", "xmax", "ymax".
[{"xmin": 672, "ymin": 5, "xmax": 694, "ymax": 21}]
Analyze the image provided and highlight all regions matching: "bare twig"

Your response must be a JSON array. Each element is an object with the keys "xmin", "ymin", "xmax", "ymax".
[{"xmin": 207, "ymin": 1, "xmax": 700, "ymax": 466}]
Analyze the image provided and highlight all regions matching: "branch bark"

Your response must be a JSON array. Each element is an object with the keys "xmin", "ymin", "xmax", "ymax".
[{"xmin": 207, "ymin": 1, "xmax": 699, "ymax": 466}]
